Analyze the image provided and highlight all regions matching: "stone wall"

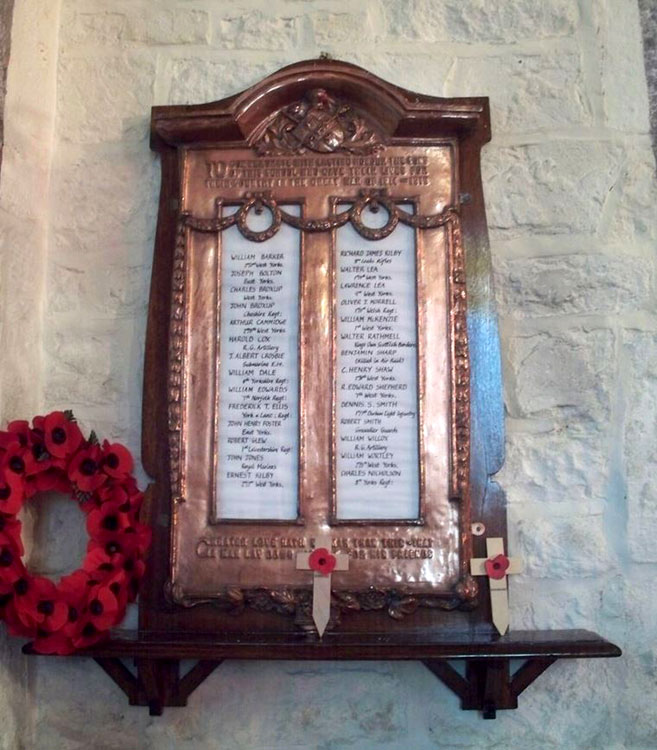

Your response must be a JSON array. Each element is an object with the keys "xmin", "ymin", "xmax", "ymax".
[
  {"xmin": 639, "ymin": 0, "xmax": 657, "ymax": 161},
  {"xmin": 1, "ymin": 1, "xmax": 656, "ymax": 748}
]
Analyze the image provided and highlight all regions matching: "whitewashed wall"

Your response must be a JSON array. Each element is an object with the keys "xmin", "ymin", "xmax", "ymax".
[{"xmin": 1, "ymin": 1, "xmax": 656, "ymax": 748}]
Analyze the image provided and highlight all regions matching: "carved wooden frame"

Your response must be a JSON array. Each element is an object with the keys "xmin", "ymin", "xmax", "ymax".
[
  {"xmin": 143, "ymin": 59, "xmax": 498, "ymax": 637},
  {"xmin": 23, "ymin": 60, "xmax": 621, "ymax": 722}
]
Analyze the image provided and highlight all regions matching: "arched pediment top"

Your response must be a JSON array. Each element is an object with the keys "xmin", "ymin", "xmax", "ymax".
[{"xmin": 151, "ymin": 59, "xmax": 490, "ymax": 150}]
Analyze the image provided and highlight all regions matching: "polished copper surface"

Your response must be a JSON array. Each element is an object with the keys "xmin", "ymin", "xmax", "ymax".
[{"xmin": 168, "ymin": 143, "xmax": 472, "ymax": 612}]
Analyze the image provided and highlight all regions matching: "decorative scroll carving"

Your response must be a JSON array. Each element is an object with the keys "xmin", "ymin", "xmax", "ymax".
[
  {"xmin": 166, "ymin": 575, "xmax": 479, "ymax": 630},
  {"xmin": 448, "ymin": 214, "xmax": 470, "ymax": 504},
  {"xmin": 183, "ymin": 190, "xmax": 456, "ymax": 242},
  {"xmin": 250, "ymin": 89, "xmax": 384, "ymax": 156},
  {"xmin": 168, "ymin": 218, "xmax": 187, "ymax": 500}
]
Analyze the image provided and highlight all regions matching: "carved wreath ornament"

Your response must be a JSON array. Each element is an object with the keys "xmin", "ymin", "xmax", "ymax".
[
  {"xmin": 249, "ymin": 88, "xmax": 384, "ymax": 156},
  {"xmin": 0, "ymin": 412, "xmax": 150, "ymax": 653}
]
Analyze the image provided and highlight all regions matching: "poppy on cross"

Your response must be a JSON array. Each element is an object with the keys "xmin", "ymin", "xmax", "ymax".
[
  {"xmin": 470, "ymin": 537, "xmax": 522, "ymax": 636},
  {"xmin": 296, "ymin": 535, "xmax": 350, "ymax": 637}
]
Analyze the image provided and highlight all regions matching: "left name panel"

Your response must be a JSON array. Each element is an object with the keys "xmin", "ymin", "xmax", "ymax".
[{"xmin": 215, "ymin": 206, "xmax": 301, "ymax": 520}]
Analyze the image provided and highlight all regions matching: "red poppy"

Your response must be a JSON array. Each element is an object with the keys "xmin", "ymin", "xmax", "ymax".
[
  {"xmin": 0, "ymin": 588, "xmax": 15, "ymax": 617},
  {"xmin": 1, "ymin": 440, "xmax": 37, "ymax": 479},
  {"xmin": 31, "ymin": 415, "xmax": 45, "ymax": 431},
  {"xmin": 10, "ymin": 573, "xmax": 44, "ymax": 632},
  {"xmin": 43, "ymin": 412, "xmax": 83, "ymax": 459},
  {"xmin": 84, "ymin": 582, "xmax": 119, "ymax": 631},
  {"xmin": 91, "ymin": 482, "xmax": 129, "ymax": 515},
  {"xmin": 0, "ymin": 590, "xmax": 24, "ymax": 637},
  {"xmin": 0, "ymin": 516, "xmax": 24, "ymax": 557},
  {"xmin": 0, "ymin": 471, "xmax": 24, "ymax": 515},
  {"xmin": 308, "ymin": 547, "xmax": 336, "ymax": 576},
  {"xmin": 70, "ymin": 617, "xmax": 107, "ymax": 650},
  {"xmin": 94, "ymin": 543, "xmax": 144, "ymax": 603},
  {"xmin": 82, "ymin": 545, "xmax": 117, "ymax": 577},
  {"xmin": 31, "ymin": 578, "xmax": 68, "ymax": 633},
  {"xmin": 58, "ymin": 569, "xmax": 91, "ymax": 617},
  {"xmin": 32, "ymin": 630, "xmax": 75, "ymax": 655},
  {"xmin": 68, "ymin": 444, "xmax": 106, "ymax": 492},
  {"xmin": 485, "ymin": 554, "xmax": 510, "ymax": 580},
  {"xmin": 27, "ymin": 425, "xmax": 59, "ymax": 473},
  {"xmin": 0, "ymin": 421, "xmax": 30, "ymax": 450},
  {"xmin": 58, "ymin": 569, "xmax": 91, "ymax": 598},
  {"xmin": 0, "ymin": 422, "xmax": 30, "ymax": 453},
  {"xmin": 121, "ymin": 521, "xmax": 152, "ymax": 556},
  {"xmin": 101, "ymin": 440, "xmax": 134, "ymax": 478},
  {"xmin": 11, "ymin": 575, "xmax": 70, "ymax": 632},
  {"xmin": 86, "ymin": 501, "xmax": 132, "ymax": 542},
  {"xmin": 30, "ymin": 466, "xmax": 70, "ymax": 494}
]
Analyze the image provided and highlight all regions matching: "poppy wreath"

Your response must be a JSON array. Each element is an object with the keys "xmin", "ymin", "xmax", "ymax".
[{"xmin": 0, "ymin": 411, "xmax": 151, "ymax": 654}]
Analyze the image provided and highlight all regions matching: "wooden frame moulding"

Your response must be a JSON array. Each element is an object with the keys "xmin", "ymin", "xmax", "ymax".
[{"xmin": 23, "ymin": 59, "xmax": 621, "ymax": 717}]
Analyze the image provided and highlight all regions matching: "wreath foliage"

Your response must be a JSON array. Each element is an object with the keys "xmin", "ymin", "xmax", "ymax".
[{"xmin": 0, "ymin": 411, "xmax": 150, "ymax": 654}]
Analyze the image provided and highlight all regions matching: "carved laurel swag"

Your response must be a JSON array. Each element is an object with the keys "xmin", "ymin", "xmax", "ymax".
[
  {"xmin": 167, "ymin": 576, "xmax": 479, "ymax": 632},
  {"xmin": 183, "ymin": 190, "xmax": 457, "ymax": 242},
  {"xmin": 250, "ymin": 88, "xmax": 384, "ymax": 156}
]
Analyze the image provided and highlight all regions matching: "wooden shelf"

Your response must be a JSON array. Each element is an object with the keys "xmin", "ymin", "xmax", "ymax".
[{"xmin": 24, "ymin": 629, "xmax": 621, "ymax": 719}]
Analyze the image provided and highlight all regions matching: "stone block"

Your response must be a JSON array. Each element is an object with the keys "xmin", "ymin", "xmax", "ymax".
[
  {"xmin": 507, "ymin": 327, "xmax": 614, "ymax": 421},
  {"xmin": 48, "ymin": 259, "xmax": 150, "ymax": 318},
  {"xmin": 447, "ymin": 49, "xmax": 590, "ymax": 132},
  {"xmin": 511, "ymin": 579, "xmax": 603, "ymax": 630},
  {"xmin": 594, "ymin": 0, "xmax": 651, "ymax": 132},
  {"xmin": 50, "ymin": 145, "xmax": 158, "ymax": 249},
  {"xmin": 513, "ymin": 512, "xmax": 610, "ymax": 578},
  {"xmin": 616, "ymin": 653, "xmax": 657, "ymax": 748},
  {"xmin": 165, "ymin": 58, "xmax": 287, "ymax": 105},
  {"xmin": 43, "ymin": 320, "xmax": 138, "ymax": 409},
  {"xmin": 382, "ymin": 0, "xmax": 577, "ymax": 43},
  {"xmin": 309, "ymin": 9, "xmax": 378, "ymax": 47},
  {"xmin": 514, "ymin": 659, "xmax": 620, "ymax": 748},
  {"xmin": 214, "ymin": 10, "xmax": 298, "ymax": 50},
  {"xmin": 602, "ymin": 143, "xmax": 657, "ymax": 244},
  {"xmin": 601, "ymin": 573, "xmax": 657, "ymax": 642},
  {"xmin": 349, "ymin": 51, "xmax": 453, "ymax": 97},
  {"xmin": 482, "ymin": 142, "xmax": 624, "ymax": 238},
  {"xmin": 494, "ymin": 253, "xmax": 653, "ymax": 317},
  {"xmin": 33, "ymin": 660, "xmax": 407, "ymax": 750},
  {"xmin": 622, "ymin": 329, "xmax": 657, "ymax": 562},
  {"xmin": 57, "ymin": 51, "xmax": 156, "ymax": 143},
  {"xmin": 498, "ymin": 427, "xmax": 609, "ymax": 506},
  {"xmin": 62, "ymin": 9, "xmax": 126, "ymax": 44},
  {"xmin": 124, "ymin": 8, "xmax": 210, "ymax": 45}
]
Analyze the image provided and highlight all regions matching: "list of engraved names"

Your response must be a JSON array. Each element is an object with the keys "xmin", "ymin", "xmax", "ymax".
[
  {"xmin": 335, "ymin": 210, "xmax": 420, "ymax": 520},
  {"xmin": 216, "ymin": 210, "xmax": 300, "ymax": 520}
]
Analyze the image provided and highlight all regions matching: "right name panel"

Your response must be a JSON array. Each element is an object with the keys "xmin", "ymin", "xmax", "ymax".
[{"xmin": 334, "ymin": 204, "xmax": 420, "ymax": 522}]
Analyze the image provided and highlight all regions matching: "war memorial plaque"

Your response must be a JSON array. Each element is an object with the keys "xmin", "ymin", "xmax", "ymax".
[
  {"xmin": 147, "ymin": 59, "xmax": 490, "ymax": 631},
  {"xmin": 23, "ymin": 60, "xmax": 620, "ymax": 719}
]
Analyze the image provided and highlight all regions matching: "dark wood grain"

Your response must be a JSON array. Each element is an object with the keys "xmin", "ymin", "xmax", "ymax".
[{"xmin": 25, "ymin": 629, "xmax": 621, "ymax": 661}]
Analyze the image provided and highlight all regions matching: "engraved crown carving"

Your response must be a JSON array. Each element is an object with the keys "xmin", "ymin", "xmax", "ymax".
[{"xmin": 250, "ymin": 88, "xmax": 384, "ymax": 156}]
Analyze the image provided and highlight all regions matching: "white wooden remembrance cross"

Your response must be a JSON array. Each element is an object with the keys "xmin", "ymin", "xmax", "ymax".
[
  {"xmin": 296, "ymin": 535, "xmax": 350, "ymax": 637},
  {"xmin": 470, "ymin": 537, "xmax": 522, "ymax": 636}
]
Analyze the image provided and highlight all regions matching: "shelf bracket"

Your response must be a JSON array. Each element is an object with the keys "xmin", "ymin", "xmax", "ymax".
[
  {"xmin": 93, "ymin": 658, "xmax": 223, "ymax": 715},
  {"xmin": 423, "ymin": 656, "xmax": 557, "ymax": 719}
]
